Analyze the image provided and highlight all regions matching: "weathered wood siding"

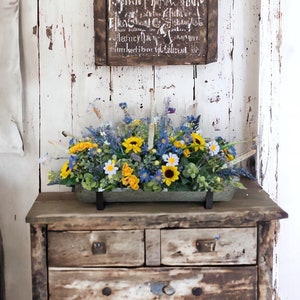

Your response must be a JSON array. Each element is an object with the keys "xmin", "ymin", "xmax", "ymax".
[
  {"xmin": 1, "ymin": 1, "xmax": 269, "ymax": 299},
  {"xmin": 39, "ymin": 0, "xmax": 260, "ymax": 191},
  {"xmin": 258, "ymin": 2, "xmax": 300, "ymax": 300},
  {"xmin": 257, "ymin": 1, "xmax": 282, "ymax": 199}
]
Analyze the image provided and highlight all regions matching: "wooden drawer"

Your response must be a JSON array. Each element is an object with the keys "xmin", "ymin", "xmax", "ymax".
[
  {"xmin": 161, "ymin": 228, "xmax": 257, "ymax": 265},
  {"xmin": 49, "ymin": 267, "xmax": 257, "ymax": 299},
  {"xmin": 48, "ymin": 230, "xmax": 144, "ymax": 267}
]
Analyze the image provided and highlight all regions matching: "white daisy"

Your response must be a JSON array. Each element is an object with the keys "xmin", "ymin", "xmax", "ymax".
[
  {"xmin": 103, "ymin": 160, "xmax": 118, "ymax": 175},
  {"xmin": 162, "ymin": 153, "xmax": 179, "ymax": 166},
  {"xmin": 207, "ymin": 140, "xmax": 220, "ymax": 156}
]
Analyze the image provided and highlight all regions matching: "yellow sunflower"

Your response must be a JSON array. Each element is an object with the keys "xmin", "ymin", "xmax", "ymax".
[
  {"xmin": 69, "ymin": 141, "xmax": 98, "ymax": 154},
  {"xmin": 191, "ymin": 132, "xmax": 206, "ymax": 151},
  {"xmin": 122, "ymin": 136, "xmax": 144, "ymax": 154},
  {"xmin": 162, "ymin": 165, "xmax": 180, "ymax": 186},
  {"xmin": 60, "ymin": 161, "xmax": 71, "ymax": 179}
]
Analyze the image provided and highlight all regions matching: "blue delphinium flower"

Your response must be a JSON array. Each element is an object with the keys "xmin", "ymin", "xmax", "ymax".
[
  {"xmin": 69, "ymin": 137, "xmax": 76, "ymax": 146},
  {"xmin": 119, "ymin": 102, "xmax": 133, "ymax": 124},
  {"xmin": 157, "ymin": 131, "xmax": 170, "ymax": 156},
  {"xmin": 68, "ymin": 155, "xmax": 77, "ymax": 169},
  {"xmin": 186, "ymin": 115, "xmax": 201, "ymax": 130},
  {"xmin": 227, "ymin": 145, "xmax": 236, "ymax": 157},
  {"xmin": 168, "ymin": 107, "xmax": 176, "ymax": 114},
  {"xmin": 139, "ymin": 168, "xmax": 151, "ymax": 183},
  {"xmin": 152, "ymin": 170, "xmax": 163, "ymax": 184},
  {"xmin": 88, "ymin": 148, "xmax": 97, "ymax": 157}
]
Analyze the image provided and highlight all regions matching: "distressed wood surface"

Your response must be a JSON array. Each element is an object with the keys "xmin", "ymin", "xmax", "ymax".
[
  {"xmin": 145, "ymin": 229, "xmax": 161, "ymax": 266},
  {"xmin": 49, "ymin": 266, "xmax": 257, "ymax": 299},
  {"xmin": 39, "ymin": 0, "xmax": 261, "ymax": 192},
  {"xmin": 39, "ymin": 0, "xmax": 111, "ymax": 192},
  {"xmin": 161, "ymin": 227, "xmax": 257, "ymax": 265},
  {"xmin": 258, "ymin": 221, "xmax": 277, "ymax": 300},
  {"xmin": 257, "ymin": 1, "xmax": 282, "ymax": 197},
  {"xmin": 30, "ymin": 225, "xmax": 48, "ymax": 300},
  {"xmin": 26, "ymin": 179, "xmax": 288, "ymax": 230},
  {"xmin": 94, "ymin": 0, "xmax": 107, "ymax": 65},
  {"xmin": 95, "ymin": 0, "xmax": 218, "ymax": 65},
  {"xmin": 26, "ymin": 179, "xmax": 287, "ymax": 300},
  {"xmin": 48, "ymin": 230, "xmax": 144, "ymax": 267}
]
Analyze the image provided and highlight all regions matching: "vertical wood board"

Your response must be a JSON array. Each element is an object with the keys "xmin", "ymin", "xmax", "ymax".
[
  {"xmin": 39, "ymin": 0, "xmax": 75, "ymax": 191},
  {"xmin": 39, "ymin": 0, "xmax": 259, "ymax": 193},
  {"xmin": 257, "ymin": 0, "xmax": 281, "ymax": 198}
]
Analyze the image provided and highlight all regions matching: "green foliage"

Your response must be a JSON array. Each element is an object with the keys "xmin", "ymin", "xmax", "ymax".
[{"xmin": 45, "ymin": 101, "xmax": 254, "ymax": 192}]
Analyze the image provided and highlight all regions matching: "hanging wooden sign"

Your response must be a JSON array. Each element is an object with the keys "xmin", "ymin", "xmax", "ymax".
[{"xmin": 94, "ymin": 0, "xmax": 218, "ymax": 66}]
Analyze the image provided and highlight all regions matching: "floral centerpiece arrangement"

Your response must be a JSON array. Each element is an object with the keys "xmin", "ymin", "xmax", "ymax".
[{"xmin": 46, "ymin": 98, "xmax": 255, "ymax": 197}]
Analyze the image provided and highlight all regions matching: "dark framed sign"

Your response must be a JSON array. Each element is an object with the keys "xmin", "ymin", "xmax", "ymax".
[{"xmin": 94, "ymin": 0, "xmax": 218, "ymax": 66}]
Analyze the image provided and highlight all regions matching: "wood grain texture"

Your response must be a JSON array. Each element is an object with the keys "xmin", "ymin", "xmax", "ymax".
[
  {"xmin": 26, "ymin": 179, "xmax": 288, "ymax": 300},
  {"xmin": 39, "ymin": 0, "xmax": 261, "ymax": 193},
  {"xmin": 161, "ymin": 227, "xmax": 257, "ymax": 265},
  {"xmin": 48, "ymin": 230, "xmax": 144, "ymax": 267},
  {"xmin": 26, "ymin": 179, "xmax": 288, "ymax": 230},
  {"xmin": 94, "ymin": 0, "xmax": 106, "ymax": 65},
  {"xmin": 95, "ymin": 0, "xmax": 218, "ymax": 66},
  {"xmin": 145, "ymin": 229, "xmax": 161, "ymax": 266},
  {"xmin": 49, "ymin": 266, "xmax": 257, "ymax": 299},
  {"xmin": 30, "ymin": 225, "xmax": 48, "ymax": 300},
  {"xmin": 258, "ymin": 221, "xmax": 277, "ymax": 300}
]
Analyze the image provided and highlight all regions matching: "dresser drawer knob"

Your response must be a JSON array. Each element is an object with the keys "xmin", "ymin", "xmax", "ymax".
[
  {"xmin": 92, "ymin": 241, "xmax": 106, "ymax": 254},
  {"xmin": 192, "ymin": 287, "xmax": 203, "ymax": 296},
  {"xmin": 195, "ymin": 239, "xmax": 216, "ymax": 252},
  {"xmin": 163, "ymin": 285, "xmax": 175, "ymax": 295},
  {"xmin": 102, "ymin": 287, "xmax": 112, "ymax": 296}
]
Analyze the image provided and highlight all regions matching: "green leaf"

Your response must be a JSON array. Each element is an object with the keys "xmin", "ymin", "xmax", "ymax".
[{"xmin": 232, "ymin": 181, "xmax": 247, "ymax": 190}]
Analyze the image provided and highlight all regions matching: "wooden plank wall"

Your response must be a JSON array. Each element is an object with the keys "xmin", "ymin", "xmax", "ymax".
[
  {"xmin": 258, "ymin": 1, "xmax": 282, "ymax": 200},
  {"xmin": 39, "ymin": 0, "xmax": 260, "ymax": 191}
]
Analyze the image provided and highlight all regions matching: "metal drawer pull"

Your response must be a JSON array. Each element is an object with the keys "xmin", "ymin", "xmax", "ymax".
[
  {"xmin": 150, "ymin": 282, "xmax": 175, "ymax": 296},
  {"xmin": 195, "ymin": 239, "xmax": 216, "ymax": 252},
  {"xmin": 192, "ymin": 287, "xmax": 203, "ymax": 296},
  {"xmin": 92, "ymin": 241, "xmax": 106, "ymax": 254},
  {"xmin": 163, "ymin": 285, "xmax": 175, "ymax": 295},
  {"xmin": 102, "ymin": 287, "xmax": 112, "ymax": 296}
]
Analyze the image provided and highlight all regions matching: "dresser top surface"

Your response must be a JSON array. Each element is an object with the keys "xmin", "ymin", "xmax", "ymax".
[{"xmin": 26, "ymin": 179, "xmax": 288, "ymax": 229}]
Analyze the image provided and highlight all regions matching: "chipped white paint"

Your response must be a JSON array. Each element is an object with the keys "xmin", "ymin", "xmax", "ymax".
[
  {"xmin": 39, "ymin": 0, "xmax": 260, "ymax": 191},
  {"xmin": 258, "ymin": 4, "xmax": 283, "ymax": 299},
  {"xmin": 258, "ymin": 1, "xmax": 281, "ymax": 200},
  {"xmin": 49, "ymin": 267, "xmax": 255, "ymax": 299},
  {"xmin": 258, "ymin": 1, "xmax": 300, "ymax": 300},
  {"xmin": 9, "ymin": 0, "xmax": 300, "ymax": 299}
]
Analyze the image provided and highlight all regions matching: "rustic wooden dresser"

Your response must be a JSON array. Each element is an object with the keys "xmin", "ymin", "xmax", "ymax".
[{"xmin": 26, "ymin": 179, "xmax": 288, "ymax": 300}]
